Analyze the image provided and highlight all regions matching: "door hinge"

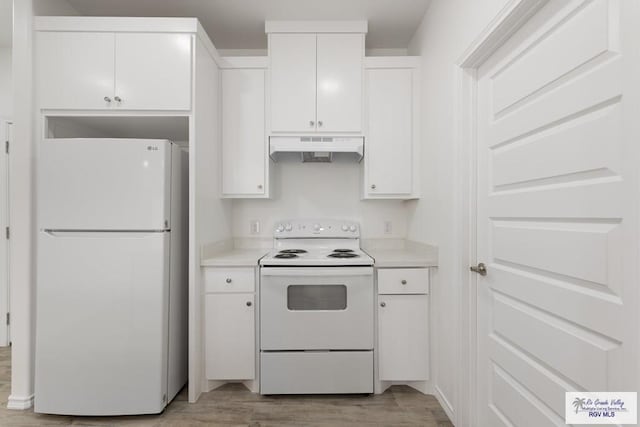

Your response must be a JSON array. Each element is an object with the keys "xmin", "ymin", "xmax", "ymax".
[
  {"xmin": 4, "ymin": 140, "xmax": 8, "ymax": 154},
  {"xmin": 6, "ymin": 313, "xmax": 9, "ymax": 325},
  {"xmin": 4, "ymin": 227, "xmax": 8, "ymax": 239}
]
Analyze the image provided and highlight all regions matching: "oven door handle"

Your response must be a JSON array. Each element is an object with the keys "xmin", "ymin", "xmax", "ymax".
[{"xmin": 260, "ymin": 267, "xmax": 373, "ymax": 277}]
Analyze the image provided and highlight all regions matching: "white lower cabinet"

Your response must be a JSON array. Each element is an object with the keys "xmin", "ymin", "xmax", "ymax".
[
  {"xmin": 204, "ymin": 268, "xmax": 256, "ymax": 380},
  {"xmin": 377, "ymin": 268, "xmax": 429, "ymax": 381}
]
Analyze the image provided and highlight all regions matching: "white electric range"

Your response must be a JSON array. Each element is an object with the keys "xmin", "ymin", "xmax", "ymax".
[{"xmin": 259, "ymin": 219, "xmax": 375, "ymax": 395}]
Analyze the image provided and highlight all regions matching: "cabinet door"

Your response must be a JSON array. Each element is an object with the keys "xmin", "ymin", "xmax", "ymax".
[
  {"xmin": 205, "ymin": 293, "xmax": 255, "ymax": 380},
  {"xmin": 115, "ymin": 33, "xmax": 192, "ymax": 110},
  {"xmin": 366, "ymin": 68, "xmax": 413, "ymax": 196},
  {"xmin": 316, "ymin": 34, "xmax": 363, "ymax": 132},
  {"xmin": 269, "ymin": 34, "xmax": 317, "ymax": 132},
  {"xmin": 36, "ymin": 31, "xmax": 115, "ymax": 109},
  {"xmin": 378, "ymin": 294, "xmax": 428, "ymax": 381},
  {"xmin": 222, "ymin": 69, "xmax": 266, "ymax": 196}
]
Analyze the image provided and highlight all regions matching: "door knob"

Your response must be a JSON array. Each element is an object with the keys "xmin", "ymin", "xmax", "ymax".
[
  {"xmin": 470, "ymin": 263, "xmax": 487, "ymax": 276},
  {"xmin": 380, "ymin": 302, "xmax": 386, "ymax": 307}
]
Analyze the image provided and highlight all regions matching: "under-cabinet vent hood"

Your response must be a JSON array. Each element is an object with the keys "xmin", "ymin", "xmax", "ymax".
[{"xmin": 269, "ymin": 136, "xmax": 364, "ymax": 163}]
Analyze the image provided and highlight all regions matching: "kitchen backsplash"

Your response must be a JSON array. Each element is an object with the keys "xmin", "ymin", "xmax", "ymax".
[{"xmin": 231, "ymin": 160, "xmax": 409, "ymax": 238}]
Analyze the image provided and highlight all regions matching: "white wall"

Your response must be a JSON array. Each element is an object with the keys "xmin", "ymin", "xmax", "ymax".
[
  {"xmin": 9, "ymin": 0, "xmax": 78, "ymax": 410},
  {"xmin": 33, "ymin": 0, "xmax": 79, "ymax": 15},
  {"xmin": 232, "ymin": 161, "xmax": 408, "ymax": 239},
  {"xmin": 407, "ymin": 0, "xmax": 510, "ymax": 424},
  {"xmin": 0, "ymin": 47, "xmax": 11, "ymax": 119}
]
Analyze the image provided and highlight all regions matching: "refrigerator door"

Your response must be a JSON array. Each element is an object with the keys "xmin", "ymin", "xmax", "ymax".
[
  {"xmin": 35, "ymin": 230, "xmax": 170, "ymax": 415},
  {"xmin": 39, "ymin": 138, "xmax": 172, "ymax": 231}
]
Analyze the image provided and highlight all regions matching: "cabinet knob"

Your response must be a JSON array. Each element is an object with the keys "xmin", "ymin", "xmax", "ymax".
[
  {"xmin": 114, "ymin": 96, "xmax": 122, "ymax": 103},
  {"xmin": 371, "ymin": 184, "xmax": 376, "ymax": 190},
  {"xmin": 380, "ymin": 302, "xmax": 386, "ymax": 307},
  {"xmin": 318, "ymin": 121, "xmax": 323, "ymax": 127},
  {"xmin": 401, "ymin": 280, "xmax": 407, "ymax": 285},
  {"xmin": 225, "ymin": 278, "xmax": 232, "ymax": 284},
  {"xmin": 309, "ymin": 120, "xmax": 315, "ymax": 127},
  {"xmin": 104, "ymin": 96, "xmax": 112, "ymax": 103},
  {"xmin": 246, "ymin": 301, "xmax": 252, "ymax": 307},
  {"xmin": 257, "ymin": 184, "xmax": 263, "ymax": 190}
]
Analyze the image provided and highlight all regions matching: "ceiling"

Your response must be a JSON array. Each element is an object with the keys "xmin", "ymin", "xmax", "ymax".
[
  {"xmin": 63, "ymin": 0, "xmax": 432, "ymax": 49},
  {"xmin": 0, "ymin": 0, "xmax": 11, "ymax": 47}
]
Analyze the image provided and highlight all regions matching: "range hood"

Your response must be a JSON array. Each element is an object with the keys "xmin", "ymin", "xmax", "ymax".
[{"xmin": 269, "ymin": 136, "xmax": 364, "ymax": 163}]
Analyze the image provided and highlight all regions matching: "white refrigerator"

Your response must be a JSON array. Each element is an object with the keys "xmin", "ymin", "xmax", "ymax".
[{"xmin": 35, "ymin": 138, "xmax": 188, "ymax": 415}]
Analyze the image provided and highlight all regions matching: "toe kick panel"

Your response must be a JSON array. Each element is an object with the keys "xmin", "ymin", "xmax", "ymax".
[{"xmin": 260, "ymin": 351, "xmax": 373, "ymax": 394}]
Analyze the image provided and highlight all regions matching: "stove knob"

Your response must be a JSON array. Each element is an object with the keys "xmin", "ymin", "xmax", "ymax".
[
  {"xmin": 285, "ymin": 223, "xmax": 293, "ymax": 231},
  {"xmin": 349, "ymin": 225, "xmax": 357, "ymax": 232},
  {"xmin": 276, "ymin": 224, "xmax": 284, "ymax": 233},
  {"xmin": 314, "ymin": 223, "xmax": 321, "ymax": 231},
  {"xmin": 341, "ymin": 224, "xmax": 349, "ymax": 231}
]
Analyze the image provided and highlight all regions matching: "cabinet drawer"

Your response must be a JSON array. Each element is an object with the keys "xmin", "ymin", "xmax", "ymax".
[
  {"xmin": 204, "ymin": 268, "xmax": 255, "ymax": 293},
  {"xmin": 378, "ymin": 268, "xmax": 429, "ymax": 295}
]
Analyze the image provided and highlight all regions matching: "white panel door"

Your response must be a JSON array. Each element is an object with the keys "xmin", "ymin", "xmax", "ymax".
[
  {"xmin": 115, "ymin": 33, "xmax": 192, "ymax": 110},
  {"xmin": 475, "ymin": 1, "xmax": 640, "ymax": 425},
  {"xmin": 365, "ymin": 68, "xmax": 413, "ymax": 196},
  {"xmin": 221, "ymin": 68, "xmax": 266, "ymax": 196},
  {"xmin": 36, "ymin": 32, "xmax": 115, "ymax": 109},
  {"xmin": 35, "ymin": 231, "xmax": 169, "ymax": 415},
  {"xmin": 378, "ymin": 294, "xmax": 429, "ymax": 381},
  {"xmin": 316, "ymin": 34, "xmax": 363, "ymax": 132},
  {"xmin": 39, "ymin": 138, "xmax": 171, "ymax": 230},
  {"xmin": 205, "ymin": 293, "xmax": 255, "ymax": 380},
  {"xmin": 269, "ymin": 33, "xmax": 317, "ymax": 132}
]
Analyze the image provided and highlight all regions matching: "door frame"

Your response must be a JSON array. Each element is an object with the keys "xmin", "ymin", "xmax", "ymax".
[
  {"xmin": 452, "ymin": 1, "xmax": 549, "ymax": 426},
  {"xmin": 0, "ymin": 119, "xmax": 10, "ymax": 347}
]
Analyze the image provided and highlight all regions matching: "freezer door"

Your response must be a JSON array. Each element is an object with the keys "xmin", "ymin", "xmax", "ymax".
[
  {"xmin": 35, "ymin": 231, "xmax": 170, "ymax": 415},
  {"xmin": 39, "ymin": 138, "xmax": 172, "ymax": 230}
]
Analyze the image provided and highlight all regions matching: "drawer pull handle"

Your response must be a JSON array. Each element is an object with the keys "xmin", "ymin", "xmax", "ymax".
[
  {"xmin": 380, "ymin": 302, "xmax": 386, "ymax": 307},
  {"xmin": 246, "ymin": 301, "xmax": 252, "ymax": 307},
  {"xmin": 401, "ymin": 280, "xmax": 407, "ymax": 285},
  {"xmin": 225, "ymin": 278, "xmax": 232, "ymax": 284}
]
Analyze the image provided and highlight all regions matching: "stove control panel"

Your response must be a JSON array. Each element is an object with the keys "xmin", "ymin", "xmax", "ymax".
[{"xmin": 273, "ymin": 219, "xmax": 360, "ymax": 238}]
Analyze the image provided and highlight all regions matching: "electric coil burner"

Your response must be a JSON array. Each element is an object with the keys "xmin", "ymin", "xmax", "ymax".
[
  {"xmin": 259, "ymin": 219, "xmax": 374, "ymax": 395},
  {"xmin": 274, "ymin": 253, "xmax": 298, "ymax": 259},
  {"xmin": 328, "ymin": 252, "xmax": 360, "ymax": 258}
]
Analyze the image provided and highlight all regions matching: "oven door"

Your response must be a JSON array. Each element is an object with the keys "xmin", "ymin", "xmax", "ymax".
[{"xmin": 260, "ymin": 267, "xmax": 374, "ymax": 350}]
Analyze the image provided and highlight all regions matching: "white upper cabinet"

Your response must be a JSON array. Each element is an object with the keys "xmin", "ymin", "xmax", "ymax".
[
  {"xmin": 35, "ymin": 19, "xmax": 194, "ymax": 111},
  {"xmin": 267, "ymin": 22, "xmax": 366, "ymax": 134},
  {"xmin": 316, "ymin": 34, "xmax": 363, "ymax": 132},
  {"xmin": 269, "ymin": 34, "xmax": 317, "ymax": 133},
  {"xmin": 36, "ymin": 32, "xmax": 116, "ymax": 110},
  {"xmin": 221, "ymin": 64, "xmax": 268, "ymax": 197},
  {"xmin": 114, "ymin": 33, "xmax": 192, "ymax": 110},
  {"xmin": 364, "ymin": 58, "xmax": 420, "ymax": 199}
]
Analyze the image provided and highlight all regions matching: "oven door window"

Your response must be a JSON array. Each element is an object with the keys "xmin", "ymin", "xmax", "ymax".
[{"xmin": 287, "ymin": 285, "xmax": 347, "ymax": 311}]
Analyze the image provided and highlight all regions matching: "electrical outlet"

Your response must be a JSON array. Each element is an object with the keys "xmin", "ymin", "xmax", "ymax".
[
  {"xmin": 250, "ymin": 220, "xmax": 260, "ymax": 235},
  {"xmin": 384, "ymin": 221, "xmax": 392, "ymax": 235}
]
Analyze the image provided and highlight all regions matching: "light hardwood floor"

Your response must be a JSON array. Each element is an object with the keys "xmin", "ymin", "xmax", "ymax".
[{"xmin": 0, "ymin": 347, "xmax": 453, "ymax": 426}]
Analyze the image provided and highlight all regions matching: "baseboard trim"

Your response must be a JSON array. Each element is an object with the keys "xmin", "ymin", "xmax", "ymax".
[
  {"xmin": 7, "ymin": 394, "xmax": 34, "ymax": 410},
  {"xmin": 434, "ymin": 385, "xmax": 456, "ymax": 425}
]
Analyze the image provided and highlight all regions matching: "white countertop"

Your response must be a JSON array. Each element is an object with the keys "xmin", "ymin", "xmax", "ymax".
[
  {"xmin": 363, "ymin": 241, "xmax": 438, "ymax": 268},
  {"xmin": 201, "ymin": 248, "xmax": 269, "ymax": 267},
  {"xmin": 200, "ymin": 239, "xmax": 437, "ymax": 268}
]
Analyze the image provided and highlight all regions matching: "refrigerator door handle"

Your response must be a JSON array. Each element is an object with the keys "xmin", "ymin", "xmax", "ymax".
[{"xmin": 42, "ymin": 230, "xmax": 169, "ymax": 238}]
